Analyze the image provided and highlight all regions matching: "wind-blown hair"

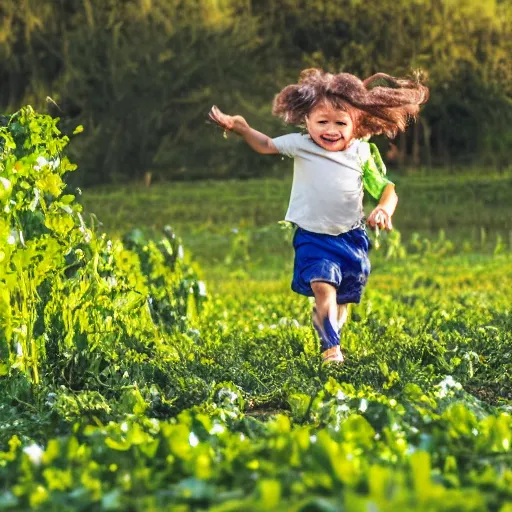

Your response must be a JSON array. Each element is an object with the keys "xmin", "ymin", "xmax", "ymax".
[{"xmin": 272, "ymin": 68, "xmax": 429, "ymax": 139}]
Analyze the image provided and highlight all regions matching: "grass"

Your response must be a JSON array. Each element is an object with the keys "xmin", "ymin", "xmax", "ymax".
[
  {"xmin": 80, "ymin": 173, "xmax": 512, "ymax": 277},
  {"xmin": 81, "ymin": 173, "xmax": 512, "ymax": 233}
]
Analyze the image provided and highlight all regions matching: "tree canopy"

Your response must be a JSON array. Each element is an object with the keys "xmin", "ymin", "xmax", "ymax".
[{"xmin": 1, "ymin": 0, "xmax": 510, "ymax": 185}]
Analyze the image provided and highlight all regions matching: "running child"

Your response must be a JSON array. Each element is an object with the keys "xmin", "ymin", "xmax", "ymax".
[{"xmin": 209, "ymin": 68, "xmax": 429, "ymax": 363}]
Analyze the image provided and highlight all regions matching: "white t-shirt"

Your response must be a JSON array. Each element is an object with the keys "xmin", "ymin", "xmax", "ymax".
[{"xmin": 273, "ymin": 133, "xmax": 388, "ymax": 235}]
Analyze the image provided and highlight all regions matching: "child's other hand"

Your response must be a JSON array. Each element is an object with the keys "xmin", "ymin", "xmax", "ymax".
[
  {"xmin": 367, "ymin": 207, "xmax": 393, "ymax": 230},
  {"xmin": 208, "ymin": 105, "xmax": 249, "ymax": 135}
]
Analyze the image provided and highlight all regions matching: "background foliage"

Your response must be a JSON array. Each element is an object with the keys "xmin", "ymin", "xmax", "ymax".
[{"xmin": 0, "ymin": 0, "xmax": 511, "ymax": 185}]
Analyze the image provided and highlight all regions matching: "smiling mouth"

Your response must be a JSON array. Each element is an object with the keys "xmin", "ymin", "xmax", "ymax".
[{"xmin": 320, "ymin": 136, "xmax": 341, "ymax": 143}]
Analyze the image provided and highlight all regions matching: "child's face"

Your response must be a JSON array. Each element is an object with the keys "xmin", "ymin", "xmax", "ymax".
[{"xmin": 305, "ymin": 102, "xmax": 355, "ymax": 151}]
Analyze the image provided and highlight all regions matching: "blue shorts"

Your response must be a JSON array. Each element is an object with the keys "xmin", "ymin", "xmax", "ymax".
[{"xmin": 291, "ymin": 226, "xmax": 371, "ymax": 304}]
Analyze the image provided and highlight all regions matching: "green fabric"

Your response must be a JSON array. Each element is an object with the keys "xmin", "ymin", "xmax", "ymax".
[{"xmin": 361, "ymin": 142, "xmax": 394, "ymax": 200}]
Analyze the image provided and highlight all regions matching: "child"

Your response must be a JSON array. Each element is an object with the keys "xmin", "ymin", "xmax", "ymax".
[{"xmin": 209, "ymin": 68, "xmax": 429, "ymax": 363}]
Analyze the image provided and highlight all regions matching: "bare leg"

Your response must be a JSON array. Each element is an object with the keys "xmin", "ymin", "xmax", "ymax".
[
  {"xmin": 337, "ymin": 304, "xmax": 348, "ymax": 332},
  {"xmin": 311, "ymin": 282, "xmax": 343, "ymax": 361}
]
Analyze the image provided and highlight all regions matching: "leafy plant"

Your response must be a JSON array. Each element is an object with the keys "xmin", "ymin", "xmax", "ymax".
[{"xmin": 0, "ymin": 107, "xmax": 204, "ymax": 394}]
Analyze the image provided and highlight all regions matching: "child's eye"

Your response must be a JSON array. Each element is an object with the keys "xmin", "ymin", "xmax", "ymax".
[
  {"xmin": 318, "ymin": 121, "xmax": 327, "ymax": 124},
  {"xmin": 336, "ymin": 122, "xmax": 346, "ymax": 126}
]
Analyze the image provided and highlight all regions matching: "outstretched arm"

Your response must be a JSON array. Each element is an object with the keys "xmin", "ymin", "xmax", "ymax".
[{"xmin": 209, "ymin": 105, "xmax": 279, "ymax": 155}]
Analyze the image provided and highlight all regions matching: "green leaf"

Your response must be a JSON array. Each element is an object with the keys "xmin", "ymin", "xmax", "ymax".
[{"xmin": 258, "ymin": 480, "xmax": 281, "ymax": 508}]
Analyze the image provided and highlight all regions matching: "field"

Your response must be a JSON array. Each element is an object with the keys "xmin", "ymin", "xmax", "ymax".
[
  {"xmin": 80, "ymin": 173, "xmax": 512, "ymax": 275},
  {"xmin": 1, "ymin": 110, "xmax": 512, "ymax": 510}
]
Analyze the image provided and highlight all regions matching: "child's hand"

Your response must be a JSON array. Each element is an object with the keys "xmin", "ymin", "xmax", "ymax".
[
  {"xmin": 209, "ymin": 105, "xmax": 249, "ymax": 135},
  {"xmin": 367, "ymin": 207, "xmax": 393, "ymax": 230}
]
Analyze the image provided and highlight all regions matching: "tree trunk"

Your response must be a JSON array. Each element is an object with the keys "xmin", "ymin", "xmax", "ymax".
[
  {"xmin": 412, "ymin": 120, "xmax": 420, "ymax": 167},
  {"xmin": 420, "ymin": 117, "xmax": 432, "ymax": 168},
  {"xmin": 398, "ymin": 131, "xmax": 407, "ymax": 166}
]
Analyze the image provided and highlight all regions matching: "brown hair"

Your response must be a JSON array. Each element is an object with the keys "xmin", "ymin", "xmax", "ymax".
[{"xmin": 272, "ymin": 68, "xmax": 429, "ymax": 139}]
